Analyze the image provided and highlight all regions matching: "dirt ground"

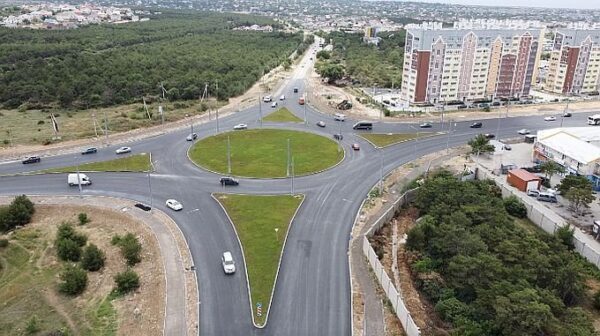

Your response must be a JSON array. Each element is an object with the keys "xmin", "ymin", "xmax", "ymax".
[{"xmin": 0, "ymin": 204, "xmax": 165, "ymax": 336}]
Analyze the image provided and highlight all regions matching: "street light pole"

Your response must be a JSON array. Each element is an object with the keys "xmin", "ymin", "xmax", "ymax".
[
  {"xmin": 147, "ymin": 169, "xmax": 153, "ymax": 212},
  {"xmin": 291, "ymin": 157, "xmax": 295, "ymax": 195},
  {"xmin": 379, "ymin": 149, "xmax": 384, "ymax": 192},
  {"xmin": 76, "ymin": 161, "xmax": 82, "ymax": 199},
  {"xmin": 445, "ymin": 120, "xmax": 453, "ymax": 153},
  {"xmin": 227, "ymin": 136, "xmax": 232, "ymax": 175},
  {"xmin": 259, "ymin": 95, "xmax": 263, "ymax": 127},
  {"xmin": 286, "ymin": 139, "xmax": 291, "ymax": 177}
]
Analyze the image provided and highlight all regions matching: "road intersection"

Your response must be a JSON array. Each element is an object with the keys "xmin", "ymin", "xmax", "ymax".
[{"xmin": 0, "ymin": 41, "xmax": 595, "ymax": 335}]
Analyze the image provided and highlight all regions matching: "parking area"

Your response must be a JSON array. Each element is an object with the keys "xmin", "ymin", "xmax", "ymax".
[{"xmin": 476, "ymin": 141, "xmax": 600, "ymax": 237}]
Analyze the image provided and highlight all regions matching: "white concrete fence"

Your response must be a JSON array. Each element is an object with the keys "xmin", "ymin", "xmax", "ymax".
[
  {"xmin": 477, "ymin": 168, "xmax": 600, "ymax": 268},
  {"xmin": 362, "ymin": 189, "xmax": 421, "ymax": 336}
]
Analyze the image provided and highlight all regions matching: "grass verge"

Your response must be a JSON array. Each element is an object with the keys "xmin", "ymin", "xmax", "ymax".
[
  {"xmin": 359, "ymin": 132, "xmax": 437, "ymax": 148},
  {"xmin": 43, "ymin": 153, "xmax": 152, "ymax": 173},
  {"xmin": 262, "ymin": 107, "xmax": 303, "ymax": 122},
  {"xmin": 190, "ymin": 129, "xmax": 343, "ymax": 178},
  {"xmin": 214, "ymin": 193, "xmax": 304, "ymax": 326}
]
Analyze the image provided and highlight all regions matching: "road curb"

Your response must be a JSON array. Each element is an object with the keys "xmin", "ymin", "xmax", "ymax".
[
  {"xmin": 357, "ymin": 132, "xmax": 445, "ymax": 149},
  {"xmin": 211, "ymin": 192, "xmax": 306, "ymax": 328}
]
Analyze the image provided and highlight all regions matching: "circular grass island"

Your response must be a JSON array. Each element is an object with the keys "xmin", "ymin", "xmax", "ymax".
[{"xmin": 189, "ymin": 129, "xmax": 344, "ymax": 178}]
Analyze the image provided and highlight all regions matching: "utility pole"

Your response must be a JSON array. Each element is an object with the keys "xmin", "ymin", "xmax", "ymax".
[
  {"xmin": 445, "ymin": 120, "xmax": 453, "ymax": 153},
  {"xmin": 215, "ymin": 80, "xmax": 220, "ymax": 133},
  {"xmin": 379, "ymin": 149, "xmax": 384, "ymax": 192},
  {"xmin": 286, "ymin": 139, "xmax": 291, "ymax": 177},
  {"xmin": 103, "ymin": 110, "xmax": 109, "ymax": 145},
  {"xmin": 259, "ymin": 94, "xmax": 263, "ymax": 127},
  {"xmin": 76, "ymin": 161, "xmax": 82, "ymax": 199},
  {"xmin": 147, "ymin": 169, "xmax": 153, "ymax": 212},
  {"xmin": 227, "ymin": 136, "xmax": 232, "ymax": 175},
  {"xmin": 303, "ymin": 99, "xmax": 307, "ymax": 125},
  {"xmin": 291, "ymin": 157, "xmax": 295, "ymax": 195}
]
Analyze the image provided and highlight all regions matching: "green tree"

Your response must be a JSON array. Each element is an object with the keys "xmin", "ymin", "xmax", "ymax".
[
  {"xmin": 558, "ymin": 175, "xmax": 592, "ymax": 194},
  {"xmin": 503, "ymin": 195, "xmax": 527, "ymax": 218},
  {"xmin": 56, "ymin": 222, "xmax": 87, "ymax": 246},
  {"xmin": 114, "ymin": 269, "xmax": 140, "ymax": 295},
  {"xmin": 493, "ymin": 288, "xmax": 554, "ymax": 336},
  {"xmin": 317, "ymin": 63, "xmax": 345, "ymax": 84},
  {"xmin": 467, "ymin": 134, "xmax": 495, "ymax": 155},
  {"xmin": 56, "ymin": 238, "xmax": 82, "ymax": 262},
  {"xmin": 58, "ymin": 264, "xmax": 88, "ymax": 296},
  {"xmin": 554, "ymin": 224, "xmax": 575, "ymax": 250},
  {"xmin": 316, "ymin": 50, "xmax": 331, "ymax": 59},
  {"xmin": 78, "ymin": 212, "xmax": 90, "ymax": 225},
  {"xmin": 0, "ymin": 195, "xmax": 35, "ymax": 233},
  {"xmin": 565, "ymin": 187, "xmax": 594, "ymax": 215},
  {"xmin": 112, "ymin": 233, "xmax": 142, "ymax": 265},
  {"xmin": 80, "ymin": 244, "xmax": 106, "ymax": 272},
  {"xmin": 539, "ymin": 160, "xmax": 565, "ymax": 183}
]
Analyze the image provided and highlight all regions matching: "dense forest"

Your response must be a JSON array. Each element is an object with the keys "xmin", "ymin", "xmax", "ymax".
[
  {"xmin": 406, "ymin": 171, "xmax": 598, "ymax": 335},
  {"xmin": 0, "ymin": 11, "xmax": 304, "ymax": 109},
  {"xmin": 317, "ymin": 30, "xmax": 405, "ymax": 87}
]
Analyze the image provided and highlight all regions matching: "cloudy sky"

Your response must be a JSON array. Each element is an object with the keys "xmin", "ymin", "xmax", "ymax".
[{"xmin": 410, "ymin": 0, "xmax": 599, "ymax": 9}]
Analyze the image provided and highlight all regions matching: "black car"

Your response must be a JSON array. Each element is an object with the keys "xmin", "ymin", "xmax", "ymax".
[
  {"xmin": 22, "ymin": 156, "xmax": 41, "ymax": 164},
  {"xmin": 484, "ymin": 133, "xmax": 495, "ymax": 139},
  {"xmin": 220, "ymin": 177, "xmax": 239, "ymax": 186},
  {"xmin": 333, "ymin": 133, "xmax": 343, "ymax": 140},
  {"xmin": 81, "ymin": 147, "xmax": 97, "ymax": 155},
  {"xmin": 563, "ymin": 112, "xmax": 572, "ymax": 117},
  {"xmin": 470, "ymin": 122, "xmax": 483, "ymax": 128},
  {"xmin": 293, "ymin": 88, "xmax": 298, "ymax": 93},
  {"xmin": 419, "ymin": 122, "xmax": 432, "ymax": 128}
]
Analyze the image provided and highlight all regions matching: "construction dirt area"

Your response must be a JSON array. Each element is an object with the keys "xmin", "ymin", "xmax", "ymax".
[{"xmin": 0, "ymin": 202, "xmax": 165, "ymax": 335}]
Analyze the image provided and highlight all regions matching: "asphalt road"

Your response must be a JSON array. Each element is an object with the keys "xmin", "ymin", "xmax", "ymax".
[{"xmin": 0, "ymin": 38, "xmax": 598, "ymax": 336}]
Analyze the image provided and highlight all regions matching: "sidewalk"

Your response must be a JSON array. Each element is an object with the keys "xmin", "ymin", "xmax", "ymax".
[{"xmin": 0, "ymin": 195, "xmax": 199, "ymax": 336}]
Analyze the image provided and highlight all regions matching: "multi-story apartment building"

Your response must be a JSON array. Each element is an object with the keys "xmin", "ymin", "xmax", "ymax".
[
  {"xmin": 401, "ymin": 28, "xmax": 543, "ymax": 104},
  {"xmin": 544, "ymin": 29, "xmax": 600, "ymax": 95}
]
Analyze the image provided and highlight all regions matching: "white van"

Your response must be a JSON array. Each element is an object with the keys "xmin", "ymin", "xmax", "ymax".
[
  {"xmin": 334, "ymin": 113, "xmax": 346, "ymax": 121},
  {"xmin": 68, "ymin": 173, "xmax": 91, "ymax": 186},
  {"xmin": 537, "ymin": 192, "xmax": 557, "ymax": 203}
]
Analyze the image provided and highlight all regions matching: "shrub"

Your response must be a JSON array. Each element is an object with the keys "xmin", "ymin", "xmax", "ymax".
[
  {"xmin": 81, "ymin": 244, "xmax": 105, "ymax": 272},
  {"xmin": 593, "ymin": 290, "xmax": 600, "ymax": 310},
  {"xmin": 0, "ymin": 195, "xmax": 35, "ymax": 232},
  {"xmin": 503, "ymin": 195, "xmax": 528, "ymax": 218},
  {"xmin": 58, "ymin": 264, "xmax": 87, "ymax": 295},
  {"xmin": 555, "ymin": 224, "xmax": 575, "ymax": 251},
  {"xmin": 37, "ymin": 120, "xmax": 45, "ymax": 125},
  {"xmin": 113, "ymin": 233, "xmax": 142, "ymax": 265},
  {"xmin": 78, "ymin": 213, "xmax": 90, "ymax": 226},
  {"xmin": 56, "ymin": 238, "xmax": 82, "ymax": 262},
  {"xmin": 25, "ymin": 315, "xmax": 40, "ymax": 334},
  {"xmin": 0, "ymin": 238, "xmax": 9, "ymax": 248},
  {"xmin": 114, "ymin": 269, "xmax": 140, "ymax": 294},
  {"xmin": 56, "ymin": 222, "xmax": 87, "ymax": 246}
]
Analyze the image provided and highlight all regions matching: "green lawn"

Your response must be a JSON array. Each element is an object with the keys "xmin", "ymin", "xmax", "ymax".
[
  {"xmin": 262, "ymin": 107, "xmax": 303, "ymax": 123},
  {"xmin": 190, "ymin": 129, "xmax": 343, "ymax": 178},
  {"xmin": 44, "ymin": 153, "xmax": 152, "ymax": 173},
  {"xmin": 359, "ymin": 132, "xmax": 437, "ymax": 148},
  {"xmin": 0, "ymin": 228, "xmax": 117, "ymax": 335},
  {"xmin": 214, "ymin": 193, "xmax": 303, "ymax": 326}
]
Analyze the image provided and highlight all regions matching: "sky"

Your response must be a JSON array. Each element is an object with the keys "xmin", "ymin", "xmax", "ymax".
[{"xmin": 408, "ymin": 0, "xmax": 600, "ymax": 10}]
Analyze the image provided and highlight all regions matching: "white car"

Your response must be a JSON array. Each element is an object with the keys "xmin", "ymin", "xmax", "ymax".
[
  {"xmin": 165, "ymin": 199, "xmax": 183, "ymax": 211},
  {"xmin": 115, "ymin": 147, "xmax": 131, "ymax": 154},
  {"xmin": 271, "ymin": 102, "xmax": 278, "ymax": 108},
  {"xmin": 222, "ymin": 251, "xmax": 236, "ymax": 274},
  {"xmin": 280, "ymin": 95, "xmax": 285, "ymax": 101},
  {"xmin": 518, "ymin": 129, "xmax": 531, "ymax": 135},
  {"xmin": 544, "ymin": 116, "xmax": 556, "ymax": 121},
  {"xmin": 233, "ymin": 124, "xmax": 247, "ymax": 130},
  {"xmin": 263, "ymin": 95, "xmax": 272, "ymax": 102},
  {"xmin": 334, "ymin": 113, "xmax": 346, "ymax": 121}
]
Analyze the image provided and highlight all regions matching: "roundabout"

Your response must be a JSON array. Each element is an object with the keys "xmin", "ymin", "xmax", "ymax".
[{"xmin": 188, "ymin": 128, "xmax": 344, "ymax": 178}]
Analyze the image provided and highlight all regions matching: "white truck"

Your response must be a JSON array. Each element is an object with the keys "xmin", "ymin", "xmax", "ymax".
[{"xmin": 68, "ymin": 173, "xmax": 92, "ymax": 186}]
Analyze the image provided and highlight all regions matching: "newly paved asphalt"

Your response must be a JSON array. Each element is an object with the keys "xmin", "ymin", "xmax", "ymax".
[{"xmin": 0, "ymin": 39, "xmax": 596, "ymax": 335}]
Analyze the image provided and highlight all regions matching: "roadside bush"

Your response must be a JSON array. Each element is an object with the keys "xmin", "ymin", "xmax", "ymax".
[
  {"xmin": 77, "ymin": 213, "xmax": 90, "ymax": 226},
  {"xmin": 80, "ymin": 244, "xmax": 105, "ymax": 272},
  {"xmin": 58, "ymin": 264, "xmax": 87, "ymax": 296},
  {"xmin": 56, "ymin": 238, "xmax": 82, "ymax": 262},
  {"xmin": 555, "ymin": 224, "xmax": 575, "ymax": 251},
  {"xmin": 0, "ymin": 238, "xmax": 8, "ymax": 248},
  {"xmin": 112, "ymin": 233, "xmax": 142, "ymax": 265},
  {"xmin": 0, "ymin": 195, "xmax": 35, "ymax": 233},
  {"xmin": 114, "ymin": 269, "xmax": 140, "ymax": 294},
  {"xmin": 503, "ymin": 195, "xmax": 527, "ymax": 218}
]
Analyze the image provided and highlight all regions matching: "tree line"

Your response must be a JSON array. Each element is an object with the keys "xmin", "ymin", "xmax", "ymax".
[
  {"xmin": 315, "ymin": 30, "xmax": 405, "ymax": 87},
  {"xmin": 406, "ymin": 170, "xmax": 597, "ymax": 335},
  {"xmin": 0, "ymin": 10, "xmax": 303, "ymax": 109}
]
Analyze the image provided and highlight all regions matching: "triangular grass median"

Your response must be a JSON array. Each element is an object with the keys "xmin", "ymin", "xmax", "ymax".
[
  {"xmin": 43, "ymin": 153, "xmax": 152, "ymax": 173},
  {"xmin": 214, "ymin": 193, "xmax": 304, "ymax": 326},
  {"xmin": 359, "ymin": 132, "xmax": 440, "ymax": 148},
  {"xmin": 262, "ymin": 107, "xmax": 303, "ymax": 123}
]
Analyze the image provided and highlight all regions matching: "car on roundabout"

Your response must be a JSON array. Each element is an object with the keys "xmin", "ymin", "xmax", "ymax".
[
  {"xmin": 233, "ymin": 124, "xmax": 247, "ymax": 130},
  {"xmin": 271, "ymin": 102, "xmax": 278, "ymax": 108},
  {"xmin": 484, "ymin": 133, "xmax": 495, "ymax": 139},
  {"xmin": 351, "ymin": 143, "xmax": 360, "ymax": 150},
  {"xmin": 165, "ymin": 199, "xmax": 183, "ymax": 211},
  {"xmin": 544, "ymin": 116, "xmax": 556, "ymax": 121},
  {"xmin": 81, "ymin": 147, "xmax": 97, "ymax": 155},
  {"xmin": 222, "ymin": 251, "xmax": 236, "ymax": 274},
  {"xmin": 419, "ymin": 122, "xmax": 432, "ymax": 128},
  {"xmin": 186, "ymin": 133, "xmax": 198, "ymax": 141},
  {"xmin": 518, "ymin": 129, "xmax": 531, "ymax": 135},
  {"xmin": 470, "ymin": 122, "xmax": 483, "ymax": 128},
  {"xmin": 316, "ymin": 121, "xmax": 326, "ymax": 128},
  {"xmin": 22, "ymin": 156, "xmax": 41, "ymax": 164},
  {"xmin": 115, "ymin": 147, "xmax": 131, "ymax": 154},
  {"xmin": 220, "ymin": 177, "xmax": 239, "ymax": 186},
  {"xmin": 333, "ymin": 133, "xmax": 343, "ymax": 140},
  {"xmin": 563, "ymin": 111, "xmax": 572, "ymax": 117}
]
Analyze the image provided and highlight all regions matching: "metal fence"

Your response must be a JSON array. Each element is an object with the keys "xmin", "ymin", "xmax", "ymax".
[
  {"xmin": 476, "ymin": 168, "xmax": 600, "ymax": 268},
  {"xmin": 362, "ymin": 189, "xmax": 421, "ymax": 336}
]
